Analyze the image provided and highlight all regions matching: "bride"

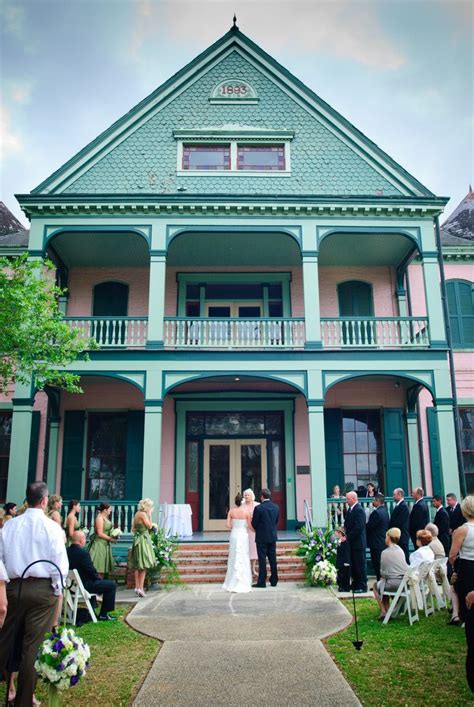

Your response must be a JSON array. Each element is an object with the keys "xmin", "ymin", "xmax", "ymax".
[{"xmin": 222, "ymin": 493, "xmax": 253, "ymax": 593}]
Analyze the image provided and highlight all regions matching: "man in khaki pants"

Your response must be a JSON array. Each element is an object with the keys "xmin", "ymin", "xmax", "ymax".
[{"xmin": 0, "ymin": 481, "xmax": 68, "ymax": 706}]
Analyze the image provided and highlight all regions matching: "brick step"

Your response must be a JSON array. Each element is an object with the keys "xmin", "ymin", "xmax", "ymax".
[
  {"xmin": 175, "ymin": 571, "xmax": 306, "ymax": 584},
  {"xmin": 172, "ymin": 562, "xmax": 305, "ymax": 576},
  {"xmin": 175, "ymin": 551, "xmax": 300, "ymax": 561},
  {"xmin": 177, "ymin": 542, "xmax": 299, "ymax": 550},
  {"xmin": 175, "ymin": 558, "xmax": 304, "ymax": 569}
]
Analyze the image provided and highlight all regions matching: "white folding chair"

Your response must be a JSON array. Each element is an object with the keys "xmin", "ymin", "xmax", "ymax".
[
  {"xmin": 430, "ymin": 557, "xmax": 450, "ymax": 610},
  {"xmin": 382, "ymin": 567, "xmax": 420, "ymax": 626},
  {"xmin": 64, "ymin": 569, "xmax": 97, "ymax": 625},
  {"xmin": 417, "ymin": 561, "xmax": 435, "ymax": 617}
]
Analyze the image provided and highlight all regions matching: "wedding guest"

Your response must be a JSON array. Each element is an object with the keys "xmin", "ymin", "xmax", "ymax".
[
  {"xmin": 409, "ymin": 529, "xmax": 434, "ymax": 567},
  {"xmin": 409, "ymin": 487, "xmax": 430, "ymax": 548},
  {"xmin": 335, "ymin": 527, "xmax": 351, "ymax": 592},
  {"xmin": 372, "ymin": 528, "xmax": 409, "ymax": 619},
  {"xmin": 65, "ymin": 499, "xmax": 82, "ymax": 545},
  {"xmin": 425, "ymin": 523, "xmax": 446, "ymax": 559},
  {"xmin": 0, "ymin": 559, "xmax": 7, "ymax": 628},
  {"xmin": 366, "ymin": 483, "xmax": 377, "ymax": 497},
  {"xmin": 0, "ymin": 482, "xmax": 68, "ymax": 706},
  {"xmin": 389, "ymin": 488, "xmax": 410, "ymax": 561},
  {"xmin": 344, "ymin": 491, "xmax": 367, "ymax": 593},
  {"xmin": 447, "ymin": 493, "xmax": 464, "ymax": 533},
  {"xmin": 47, "ymin": 494, "xmax": 63, "ymax": 525},
  {"xmin": 432, "ymin": 495, "xmax": 451, "ymax": 554},
  {"xmin": 331, "ymin": 485, "xmax": 341, "ymax": 498},
  {"xmin": 241, "ymin": 488, "xmax": 259, "ymax": 577},
  {"xmin": 366, "ymin": 494, "xmax": 389, "ymax": 580},
  {"xmin": 0, "ymin": 509, "xmax": 5, "ymax": 529},
  {"xmin": 67, "ymin": 531, "xmax": 116, "ymax": 621},
  {"xmin": 131, "ymin": 498, "xmax": 156, "ymax": 597},
  {"xmin": 465, "ymin": 590, "xmax": 474, "ymax": 691},
  {"xmin": 3, "ymin": 502, "xmax": 17, "ymax": 522},
  {"xmin": 449, "ymin": 496, "xmax": 474, "ymax": 629},
  {"xmin": 89, "ymin": 503, "xmax": 116, "ymax": 578}
]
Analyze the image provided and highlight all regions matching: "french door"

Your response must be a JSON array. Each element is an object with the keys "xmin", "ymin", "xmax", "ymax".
[{"xmin": 203, "ymin": 439, "xmax": 267, "ymax": 531}]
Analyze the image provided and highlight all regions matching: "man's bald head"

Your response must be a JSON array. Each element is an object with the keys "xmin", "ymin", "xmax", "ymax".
[
  {"xmin": 346, "ymin": 491, "xmax": 358, "ymax": 507},
  {"xmin": 72, "ymin": 530, "xmax": 86, "ymax": 547}
]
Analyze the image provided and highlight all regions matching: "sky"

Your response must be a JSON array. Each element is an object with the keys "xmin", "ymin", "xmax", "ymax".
[{"xmin": 0, "ymin": 0, "xmax": 472, "ymax": 227}]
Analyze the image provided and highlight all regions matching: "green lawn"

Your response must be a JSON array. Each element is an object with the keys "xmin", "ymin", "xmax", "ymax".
[
  {"xmin": 325, "ymin": 599, "xmax": 471, "ymax": 706},
  {"xmin": 0, "ymin": 607, "xmax": 159, "ymax": 706}
]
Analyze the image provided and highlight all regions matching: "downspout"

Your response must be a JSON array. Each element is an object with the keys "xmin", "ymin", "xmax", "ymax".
[{"xmin": 434, "ymin": 216, "xmax": 467, "ymax": 496}]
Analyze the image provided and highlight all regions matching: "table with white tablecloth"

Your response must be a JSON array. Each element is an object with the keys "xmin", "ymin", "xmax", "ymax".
[{"xmin": 158, "ymin": 503, "xmax": 193, "ymax": 537}]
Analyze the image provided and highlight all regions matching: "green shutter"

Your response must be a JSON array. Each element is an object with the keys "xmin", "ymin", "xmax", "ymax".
[
  {"xmin": 383, "ymin": 409, "xmax": 408, "ymax": 493},
  {"xmin": 447, "ymin": 280, "xmax": 474, "ymax": 347},
  {"xmin": 427, "ymin": 407, "xmax": 444, "ymax": 496},
  {"xmin": 61, "ymin": 411, "xmax": 85, "ymax": 499},
  {"xmin": 27, "ymin": 411, "xmax": 41, "ymax": 484},
  {"xmin": 324, "ymin": 409, "xmax": 343, "ymax": 495},
  {"xmin": 125, "ymin": 410, "xmax": 144, "ymax": 500}
]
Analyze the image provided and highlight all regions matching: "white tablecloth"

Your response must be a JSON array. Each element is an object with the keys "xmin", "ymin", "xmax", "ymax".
[{"xmin": 159, "ymin": 503, "xmax": 193, "ymax": 537}]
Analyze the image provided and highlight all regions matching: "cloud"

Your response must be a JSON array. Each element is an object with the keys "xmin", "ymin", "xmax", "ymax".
[
  {"xmin": 0, "ymin": 105, "xmax": 24, "ymax": 158},
  {"xmin": 0, "ymin": 1, "xmax": 25, "ymax": 36}
]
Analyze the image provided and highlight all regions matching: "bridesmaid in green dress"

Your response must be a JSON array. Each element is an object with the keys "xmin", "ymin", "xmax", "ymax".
[
  {"xmin": 65, "ymin": 500, "xmax": 81, "ymax": 546},
  {"xmin": 132, "ymin": 498, "xmax": 156, "ymax": 597},
  {"xmin": 90, "ymin": 503, "xmax": 115, "ymax": 577}
]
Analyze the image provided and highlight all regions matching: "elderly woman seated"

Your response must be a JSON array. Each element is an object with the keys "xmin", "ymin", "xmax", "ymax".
[
  {"xmin": 425, "ymin": 523, "xmax": 446, "ymax": 559},
  {"xmin": 410, "ymin": 529, "xmax": 435, "ymax": 567},
  {"xmin": 372, "ymin": 527, "xmax": 409, "ymax": 620}
]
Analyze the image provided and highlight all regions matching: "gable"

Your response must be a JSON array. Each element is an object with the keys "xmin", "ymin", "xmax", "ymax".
[{"xmin": 34, "ymin": 30, "xmax": 433, "ymax": 199}]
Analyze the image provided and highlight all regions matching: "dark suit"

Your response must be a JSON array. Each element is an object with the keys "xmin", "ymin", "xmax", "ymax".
[
  {"xmin": 344, "ymin": 503, "xmax": 367, "ymax": 591},
  {"xmin": 67, "ymin": 543, "xmax": 116, "ymax": 616},
  {"xmin": 409, "ymin": 499, "xmax": 430, "ymax": 547},
  {"xmin": 389, "ymin": 500, "xmax": 410, "ymax": 561},
  {"xmin": 447, "ymin": 503, "xmax": 464, "ymax": 532},
  {"xmin": 252, "ymin": 499, "xmax": 279, "ymax": 587},
  {"xmin": 366, "ymin": 505, "xmax": 389, "ymax": 580},
  {"xmin": 434, "ymin": 506, "xmax": 451, "ymax": 554}
]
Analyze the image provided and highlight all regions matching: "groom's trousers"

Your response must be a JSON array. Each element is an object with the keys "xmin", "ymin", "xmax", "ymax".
[{"xmin": 257, "ymin": 542, "xmax": 278, "ymax": 586}]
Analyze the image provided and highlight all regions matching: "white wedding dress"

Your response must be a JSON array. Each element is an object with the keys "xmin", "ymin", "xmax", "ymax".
[{"xmin": 222, "ymin": 519, "xmax": 252, "ymax": 593}]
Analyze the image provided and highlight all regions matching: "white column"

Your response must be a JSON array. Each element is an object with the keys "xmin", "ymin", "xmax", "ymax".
[
  {"xmin": 422, "ymin": 254, "xmax": 447, "ymax": 346},
  {"xmin": 46, "ymin": 418, "xmax": 60, "ymax": 493},
  {"xmin": 147, "ymin": 253, "xmax": 167, "ymax": 347},
  {"xmin": 7, "ymin": 404, "xmax": 33, "ymax": 502},
  {"xmin": 142, "ymin": 404, "xmax": 163, "ymax": 503},
  {"xmin": 436, "ymin": 401, "xmax": 461, "ymax": 497},
  {"xmin": 302, "ymin": 253, "xmax": 322, "ymax": 348},
  {"xmin": 307, "ymin": 402, "xmax": 327, "ymax": 527}
]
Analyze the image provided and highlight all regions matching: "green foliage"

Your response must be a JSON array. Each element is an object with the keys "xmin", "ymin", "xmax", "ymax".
[
  {"xmin": 296, "ymin": 526, "xmax": 338, "ymax": 584},
  {"xmin": 148, "ymin": 527, "xmax": 181, "ymax": 585},
  {"xmin": 0, "ymin": 254, "xmax": 95, "ymax": 393}
]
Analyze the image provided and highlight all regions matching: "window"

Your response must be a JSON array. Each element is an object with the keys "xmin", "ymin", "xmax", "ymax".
[
  {"xmin": 237, "ymin": 144, "xmax": 285, "ymax": 171},
  {"xmin": 182, "ymin": 144, "xmax": 230, "ymax": 171},
  {"xmin": 0, "ymin": 412, "xmax": 12, "ymax": 502},
  {"xmin": 87, "ymin": 413, "xmax": 127, "ymax": 500},
  {"xmin": 338, "ymin": 280, "xmax": 374, "ymax": 344},
  {"xmin": 92, "ymin": 281, "xmax": 129, "ymax": 345},
  {"xmin": 342, "ymin": 410, "xmax": 383, "ymax": 493},
  {"xmin": 460, "ymin": 408, "xmax": 474, "ymax": 493},
  {"xmin": 447, "ymin": 280, "xmax": 474, "ymax": 348}
]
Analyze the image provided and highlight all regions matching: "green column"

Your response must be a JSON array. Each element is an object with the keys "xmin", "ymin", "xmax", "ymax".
[
  {"xmin": 436, "ymin": 401, "xmax": 461, "ymax": 497},
  {"xmin": 7, "ymin": 401, "xmax": 34, "ymax": 503},
  {"xmin": 302, "ymin": 253, "xmax": 321, "ymax": 348},
  {"xmin": 46, "ymin": 418, "xmax": 60, "ymax": 493},
  {"xmin": 308, "ymin": 403, "xmax": 328, "ymax": 527},
  {"xmin": 406, "ymin": 412, "xmax": 422, "ymax": 489},
  {"xmin": 422, "ymin": 255, "xmax": 447, "ymax": 346},
  {"xmin": 396, "ymin": 288, "xmax": 408, "ymax": 317},
  {"xmin": 142, "ymin": 404, "xmax": 163, "ymax": 503},
  {"xmin": 147, "ymin": 254, "xmax": 167, "ymax": 348}
]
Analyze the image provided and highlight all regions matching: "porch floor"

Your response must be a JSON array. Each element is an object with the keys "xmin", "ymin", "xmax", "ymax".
[{"xmin": 177, "ymin": 530, "xmax": 301, "ymax": 543}]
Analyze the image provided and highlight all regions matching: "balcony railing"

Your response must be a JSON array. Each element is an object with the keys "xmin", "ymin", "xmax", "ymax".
[
  {"xmin": 65, "ymin": 317, "xmax": 148, "ymax": 348},
  {"xmin": 321, "ymin": 317, "xmax": 430, "ymax": 348},
  {"xmin": 327, "ymin": 497, "xmax": 434, "ymax": 529},
  {"xmin": 164, "ymin": 317, "xmax": 306, "ymax": 349}
]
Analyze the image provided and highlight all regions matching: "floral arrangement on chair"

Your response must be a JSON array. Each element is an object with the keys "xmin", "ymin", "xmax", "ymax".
[
  {"xmin": 35, "ymin": 627, "xmax": 90, "ymax": 705},
  {"xmin": 148, "ymin": 527, "xmax": 180, "ymax": 584},
  {"xmin": 296, "ymin": 526, "xmax": 338, "ymax": 586}
]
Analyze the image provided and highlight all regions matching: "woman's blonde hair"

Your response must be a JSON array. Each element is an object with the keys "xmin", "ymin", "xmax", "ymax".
[
  {"xmin": 386, "ymin": 527, "xmax": 401, "ymax": 543},
  {"xmin": 138, "ymin": 498, "xmax": 154, "ymax": 513},
  {"xmin": 243, "ymin": 488, "xmax": 255, "ymax": 502},
  {"xmin": 461, "ymin": 495, "xmax": 474, "ymax": 521},
  {"xmin": 47, "ymin": 495, "xmax": 62, "ymax": 510}
]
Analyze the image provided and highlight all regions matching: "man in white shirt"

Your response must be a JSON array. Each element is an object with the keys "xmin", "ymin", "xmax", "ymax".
[{"xmin": 0, "ymin": 481, "xmax": 68, "ymax": 706}]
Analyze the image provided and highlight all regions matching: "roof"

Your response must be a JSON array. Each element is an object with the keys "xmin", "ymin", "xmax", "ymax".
[
  {"xmin": 440, "ymin": 187, "xmax": 474, "ymax": 246},
  {"xmin": 0, "ymin": 202, "xmax": 29, "ymax": 249}
]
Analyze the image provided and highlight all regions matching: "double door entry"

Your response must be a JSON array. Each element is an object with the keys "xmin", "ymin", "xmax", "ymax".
[{"xmin": 203, "ymin": 439, "xmax": 267, "ymax": 531}]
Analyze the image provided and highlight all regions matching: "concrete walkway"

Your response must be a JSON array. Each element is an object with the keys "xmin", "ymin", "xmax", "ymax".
[{"xmin": 128, "ymin": 583, "xmax": 360, "ymax": 707}]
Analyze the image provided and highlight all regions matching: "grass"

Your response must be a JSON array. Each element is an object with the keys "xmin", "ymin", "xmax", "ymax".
[
  {"xmin": 324, "ymin": 599, "xmax": 471, "ymax": 706},
  {"xmin": 0, "ymin": 606, "xmax": 159, "ymax": 706}
]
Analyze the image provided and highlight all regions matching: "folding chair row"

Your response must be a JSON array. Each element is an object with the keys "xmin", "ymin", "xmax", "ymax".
[
  {"xmin": 64, "ymin": 569, "xmax": 98, "ymax": 625},
  {"xmin": 382, "ymin": 559, "xmax": 450, "ymax": 626}
]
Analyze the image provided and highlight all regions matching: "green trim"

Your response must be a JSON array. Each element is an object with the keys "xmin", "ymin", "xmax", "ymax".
[
  {"xmin": 168, "ymin": 225, "xmax": 302, "ymax": 249},
  {"xmin": 458, "ymin": 399, "xmax": 474, "ymax": 406},
  {"xmin": 435, "ymin": 398, "xmax": 454, "ymax": 406},
  {"xmin": 43, "ymin": 224, "xmax": 151, "ymax": 252},
  {"xmin": 317, "ymin": 225, "xmax": 422, "ymax": 250},
  {"xmin": 163, "ymin": 370, "xmax": 307, "ymax": 397},
  {"xmin": 12, "ymin": 398, "xmax": 34, "ymax": 407},
  {"xmin": 322, "ymin": 370, "xmax": 435, "ymax": 397},
  {"xmin": 67, "ymin": 369, "xmax": 146, "ymax": 393},
  {"xmin": 173, "ymin": 129, "xmax": 294, "ymax": 140}
]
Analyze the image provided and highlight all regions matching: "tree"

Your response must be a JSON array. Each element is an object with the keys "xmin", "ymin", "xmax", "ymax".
[{"xmin": 0, "ymin": 254, "xmax": 93, "ymax": 393}]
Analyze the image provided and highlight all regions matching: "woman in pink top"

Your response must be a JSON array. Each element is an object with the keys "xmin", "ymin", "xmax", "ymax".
[{"xmin": 241, "ymin": 489, "xmax": 260, "ymax": 577}]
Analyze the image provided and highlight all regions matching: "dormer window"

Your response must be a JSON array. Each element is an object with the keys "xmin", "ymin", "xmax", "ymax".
[
  {"xmin": 237, "ymin": 144, "xmax": 285, "ymax": 171},
  {"xmin": 182, "ymin": 144, "xmax": 231, "ymax": 171}
]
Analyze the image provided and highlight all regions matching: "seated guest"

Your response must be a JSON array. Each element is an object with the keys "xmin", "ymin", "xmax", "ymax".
[
  {"xmin": 334, "ymin": 527, "xmax": 351, "ymax": 592},
  {"xmin": 372, "ymin": 527, "xmax": 409, "ymax": 620},
  {"xmin": 425, "ymin": 522, "xmax": 446, "ymax": 559},
  {"xmin": 67, "ymin": 530, "xmax": 116, "ymax": 621},
  {"xmin": 3, "ymin": 502, "xmax": 17, "ymax": 522},
  {"xmin": 409, "ymin": 529, "xmax": 435, "ymax": 567}
]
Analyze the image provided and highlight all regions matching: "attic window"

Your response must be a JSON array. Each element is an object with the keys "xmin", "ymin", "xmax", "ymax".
[
  {"xmin": 178, "ymin": 138, "xmax": 291, "ymax": 176},
  {"xmin": 182, "ymin": 144, "xmax": 230, "ymax": 171},
  {"xmin": 237, "ymin": 144, "xmax": 285, "ymax": 171}
]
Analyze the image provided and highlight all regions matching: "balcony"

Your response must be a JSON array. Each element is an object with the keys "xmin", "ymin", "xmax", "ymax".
[
  {"xmin": 321, "ymin": 317, "xmax": 430, "ymax": 348},
  {"xmin": 163, "ymin": 317, "xmax": 306, "ymax": 349},
  {"xmin": 65, "ymin": 317, "xmax": 148, "ymax": 348}
]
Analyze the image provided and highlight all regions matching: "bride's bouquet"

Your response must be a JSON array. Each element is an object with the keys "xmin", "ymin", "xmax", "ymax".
[
  {"xmin": 110, "ymin": 527, "xmax": 123, "ymax": 539},
  {"xmin": 35, "ymin": 627, "xmax": 90, "ymax": 705},
  {"xmin": 311, "ymin": 559, "xmax": 337, "ymax": 587}
]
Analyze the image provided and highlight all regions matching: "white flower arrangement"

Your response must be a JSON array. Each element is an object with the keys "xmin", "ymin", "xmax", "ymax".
[
  {"xmin": 35, "ymin": 627, "xmax": 91, "ymax": 693},
  {"xmin": 311, "ymin": 559, "xmax": 337, "ymax": 587},
  {"xmin": 110, "ymin": 527, "xmax": 123, "ymax": 539}
]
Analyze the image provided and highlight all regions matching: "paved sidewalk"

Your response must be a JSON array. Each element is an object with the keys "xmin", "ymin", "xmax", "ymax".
[{"xmin": 128, "ymin": 583, "xmax": 360, "ymax": 706}]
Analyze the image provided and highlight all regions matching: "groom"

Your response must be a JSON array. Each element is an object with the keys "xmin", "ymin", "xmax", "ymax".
[{"xmin": 251, "ymin": 488, "xmax": 279, "ymax": 588}]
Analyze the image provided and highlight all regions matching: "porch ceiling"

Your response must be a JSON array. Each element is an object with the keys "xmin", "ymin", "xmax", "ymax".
[
  {"xmin": 318, "ymin": 232, "xmax": 413, "ymax": 266},
  {"xmin": 167, "ymin": 231, "xmax": 301, "ymax": 266},
  {"xmin": 48, "ymin": 231, "xmax": 150, "ymax": 267}
]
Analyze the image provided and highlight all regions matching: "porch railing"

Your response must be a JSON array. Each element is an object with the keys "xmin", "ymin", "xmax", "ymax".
[
  {"xmin": 65, "ymin": 317, "xmax": 148, "ymax": 348},
  {"xmin": 326, "ymin": 497, "xmax": 434, "ymax": 529},
  {"xmin": 61, "ymin": 500, "xmax": 138, "ymax": 534},
  {"xmin": 164, "ymin": 317, "xmax": 306, "ymax": 349},
  {"xmin": 321, "ymin": 317, "xmax": 430, "ymax": 348}
]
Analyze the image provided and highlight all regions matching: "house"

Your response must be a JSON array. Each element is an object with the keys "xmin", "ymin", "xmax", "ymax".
[{"xmin": 1, "ymin": 26, "xmax": 471, "ymax": 531}]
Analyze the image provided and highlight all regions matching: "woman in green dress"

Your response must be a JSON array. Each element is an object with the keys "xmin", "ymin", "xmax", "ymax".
[
  {"xmin": 132, "ymin": 498, "xmax": 156, "ymax": 597},
  {"xmin": 90, "ymin": 503, "xmax": 115, "ymax": 577},
  {"xmin": 47, "ymin": 494, "xmax": 63, "ymax": 525},
  {"xmin": 65, "ymin": 499, "xmax": 81, "ymax": 546}
]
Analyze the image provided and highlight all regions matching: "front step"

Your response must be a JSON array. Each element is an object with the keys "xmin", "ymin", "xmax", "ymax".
[{"xmin": 166, "ymin": 540, "xmax": 306, "ymax": 584}]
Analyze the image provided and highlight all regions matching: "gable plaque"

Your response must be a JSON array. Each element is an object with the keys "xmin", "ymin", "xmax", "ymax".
[{"xmin": 210, "ymin": 79, "xmax": 258, "ymax": 103}]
